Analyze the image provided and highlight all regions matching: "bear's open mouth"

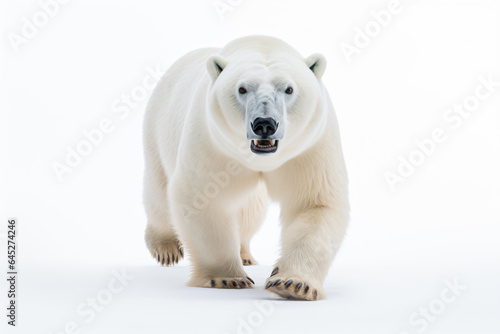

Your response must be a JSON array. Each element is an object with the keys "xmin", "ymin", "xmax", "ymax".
[{"xmin": 250, "ymin": 139, "xmax": 279, "ymax": 154}]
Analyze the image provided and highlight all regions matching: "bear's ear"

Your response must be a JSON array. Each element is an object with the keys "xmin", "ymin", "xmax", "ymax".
[
  {"xmin": 305, "ymin": 53, "xmax": 327, "ymax": 79},
  {"xmin": 206, "ymin": 55, "xmax": 228, "ymax": 81}
]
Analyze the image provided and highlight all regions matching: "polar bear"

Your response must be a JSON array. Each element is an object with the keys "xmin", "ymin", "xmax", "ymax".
[{"xmin": 143, "ymin": 36, "xmax": 349, "ymax": 301}]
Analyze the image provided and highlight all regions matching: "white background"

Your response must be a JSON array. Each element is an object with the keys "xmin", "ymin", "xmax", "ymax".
[{"xmin": 1, "ymin": 0, "xmax": 499, "ymax": 333}]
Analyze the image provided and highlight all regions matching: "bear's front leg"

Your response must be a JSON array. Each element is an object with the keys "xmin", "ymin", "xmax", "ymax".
[
  {"xmin": 169, "ymin": 175, "xmax": 254, "ymax": 289},
  {"xmin": 265, "ymin": 206, "xmax": 348, "ymax": 300}
]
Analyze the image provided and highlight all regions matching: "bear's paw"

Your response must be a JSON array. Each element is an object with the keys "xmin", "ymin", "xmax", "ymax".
[{"xmin": 265, "ymin": 268, "xmax": 323, "ymax": 301}]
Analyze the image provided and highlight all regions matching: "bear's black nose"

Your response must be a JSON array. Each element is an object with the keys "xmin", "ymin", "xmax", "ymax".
[{"xmin": 251, "ymin": 117, "xmax": 278, "ymax": 137}]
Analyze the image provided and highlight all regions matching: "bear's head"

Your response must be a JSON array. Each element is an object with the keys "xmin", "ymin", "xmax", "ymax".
[{"xmin": 205, "ymin": 36, "xmax": 329, "ymax": 171}]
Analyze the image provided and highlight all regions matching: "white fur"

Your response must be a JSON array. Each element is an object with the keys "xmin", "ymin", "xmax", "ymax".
[{"xmin": 143, "ymin": 36, "xmax": 349, "ymax": 300}]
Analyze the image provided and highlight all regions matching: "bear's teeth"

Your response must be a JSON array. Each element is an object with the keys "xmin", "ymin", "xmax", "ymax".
[{"xmin": 252, "ymin": 139, "xmax": 276, "ymax": 148}]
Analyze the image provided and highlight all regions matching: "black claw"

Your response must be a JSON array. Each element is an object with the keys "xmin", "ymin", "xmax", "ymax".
[
  {"xmin": 161, "ymin": 257, "xmax": 165, "ymax": 265},
  {"xmin": 166, "ymin": 255, "xmax": 170, "ymax": 265},
  {"xmin": 270, "ymin": 267, "xmax": 279, "ymax": 277},
  {"xmin": 304, "ymin": 284, "xmax": 310, "ymax": 293},
  {"xmin": 248, "ymin": 260, "xmax": 252, "ymax": 265},
  {"xmin": 179, "ymin": 248, "xmax": 184, "ymax": 257},
  {"xmin": 313, "ymin": 290, "xmax": 318, "ymax": 300},
  {"xmin": 240, "ymin": 279, "xmax": 247, "ymax": 287},
  {"xmin": 284, "ymin": 279, "xmax": 294, "ymax": 288},
  {"xmin": 266, "ymin": 281, "xmax": 273, "ymax": 289},
  {"xmin": 247, "ymin": 276, "xmax": 255, "ymax": 285},
  {"xmin": 232, "ymin": 280, "xmax": 238, "ymax": 287},
  {"xmin": 272, "ymin": 279, "xmax": 282, "ymax": 287},
  {"xmin": 210, "ymin": 280, "xmax": 215, "ymax": 287},
  {"xmin": 295, "ymin": 282, "xmax": 303, "ymax": 292},
  {"xmin": 175, "ymin": 255, "xmax": 178, "ymax": 263},
  {"xmin": 157, "ymin": 254, "xmax": 160, "ymax": 262},
  {"xmin": 222, "ymin": 280, "xmax": 228, "ymax": 287},
  {"xmin": 243, "ymin": 259, "xmax": 247, "ymax": 265}
]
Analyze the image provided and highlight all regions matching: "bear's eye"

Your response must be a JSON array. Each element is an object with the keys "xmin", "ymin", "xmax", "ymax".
[
  {"xmin": 285, "ymin": 87, "xmax": 293, "ymax": 94},
  {"xmin": 238, "ymin": 87, "xmax": 247, "ymax": 94}
]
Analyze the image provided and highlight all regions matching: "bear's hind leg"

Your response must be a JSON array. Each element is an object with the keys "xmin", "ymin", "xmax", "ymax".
[
  {"xmin": 143, "ymin": 149, "xmax": 184, "ymax": 266},
  {"xmin": 239, "ymin": 183, "xmax": 268, "ymax": 266}
]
